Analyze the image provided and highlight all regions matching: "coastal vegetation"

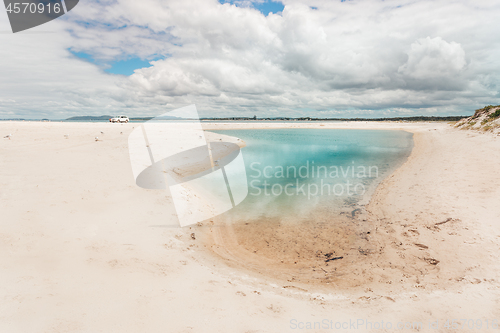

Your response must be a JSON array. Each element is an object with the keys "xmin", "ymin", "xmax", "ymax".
[{"xmin": 455, "ymin": 105, "xmax": 500, "ymax": 134}]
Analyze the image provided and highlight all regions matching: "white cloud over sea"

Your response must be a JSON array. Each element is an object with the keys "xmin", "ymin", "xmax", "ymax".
[{"xmin": 1, "ymin": 0, "xmax": 500, "ymax": 118}]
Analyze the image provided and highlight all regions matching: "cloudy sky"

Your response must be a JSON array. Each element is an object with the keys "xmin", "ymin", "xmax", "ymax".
[{"xmin": 1, "ymin": 0, "xmax": 500, "ymax": 119}]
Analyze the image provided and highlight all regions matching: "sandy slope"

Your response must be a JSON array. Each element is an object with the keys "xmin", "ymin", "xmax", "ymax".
[{"xmin": 1, "ymin": 121, "xmax": 500, "ymax": 333}]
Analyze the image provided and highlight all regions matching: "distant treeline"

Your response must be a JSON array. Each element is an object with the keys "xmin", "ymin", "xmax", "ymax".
[
  {"xmin": 200, "ymin": 116, "xmax": 467, "ymax": 122},
  {"xmin": 65, "ymin": 115, "xmax": 113, "ymax": 120}
]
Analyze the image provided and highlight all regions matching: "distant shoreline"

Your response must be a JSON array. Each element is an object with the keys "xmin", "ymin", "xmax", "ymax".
[{"xmin": 1, "ymin": 115, "xmax": 467, "ymax": 122}]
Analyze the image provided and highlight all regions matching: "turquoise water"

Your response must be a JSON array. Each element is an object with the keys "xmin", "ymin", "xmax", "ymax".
[{"xmin": 210, "ymin": 129, "xmax": 413, "ymax": 224}]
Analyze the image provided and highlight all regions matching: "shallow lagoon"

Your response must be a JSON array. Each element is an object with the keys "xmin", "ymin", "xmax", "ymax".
[{"xmin": 211, "ymin": 129, "xmax": 414, "ymax": 223}]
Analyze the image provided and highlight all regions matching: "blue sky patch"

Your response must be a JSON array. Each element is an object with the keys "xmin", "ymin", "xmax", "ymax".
[
  {"xmin": 219, "ymin": 0, "xmax": 284, "ymax": 16},
  {"xmin": 105, "ymin": 58, "xmax": 152, "ymax": 76},
  {"xmin": 254, "ymin": 1, "xmax": 284, "ymax": 15},
  {"xmin": 70, "ymin": 50, "xmax": 157, "ymax": 76},
  {"xmin": 70, "ymin": 51, "xmax": 96, "ymax": 63}
]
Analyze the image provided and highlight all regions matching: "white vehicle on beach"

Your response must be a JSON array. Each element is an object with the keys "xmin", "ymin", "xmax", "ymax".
[{"xmin": 110, "ymin": 115, "xmax": 129, "ymax": 123}]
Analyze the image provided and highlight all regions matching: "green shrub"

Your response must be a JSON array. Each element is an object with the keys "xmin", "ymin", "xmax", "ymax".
[
  {"xmin": 473, "ymin": 105, "xmax": 500, "ymax": 119},
  {"xmin": 472, "ymin": 109, "xmax": 483, "ymax": 118},
  {"xmin": 488, "ymin": 108, "xmax": 500, "ymax": 119}
]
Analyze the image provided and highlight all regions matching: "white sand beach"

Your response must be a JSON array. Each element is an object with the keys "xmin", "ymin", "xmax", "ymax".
[{"xmin": 1, "ymin": 121, "xmax": 500, "ymax": 332}]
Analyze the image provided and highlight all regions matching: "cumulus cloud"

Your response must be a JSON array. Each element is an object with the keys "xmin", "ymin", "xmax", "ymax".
[
  {"xmin": 1, "ymin": 0, "xmax": 500, "ymax": 118},
  {"xmin": 398, "ymin": 37, "xmax": 467, "ymax": 91},
  {"xmin": 400, "ymin": 37, "xmax": 466, "ymax": 79}
]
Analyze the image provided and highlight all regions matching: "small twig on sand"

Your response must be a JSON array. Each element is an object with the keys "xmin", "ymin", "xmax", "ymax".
[
  {"xmin": 435, "ymin": 218, "xmax": 453, "ymax": 226},
  {"xmin": 325, "ymin": 256, "xmax": 343, "ymax": 262},
  {"xmin": 434, "ymin": 217, "xmax": 456, "ymax": 226}
]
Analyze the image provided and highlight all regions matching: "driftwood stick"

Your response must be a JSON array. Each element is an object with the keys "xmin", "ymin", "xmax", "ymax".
[
  {"xmin": 325, "ymin": 256, "xmax": 344, "ymax": 262},
  {"xmin": 435, "ymin": 218, "xmax": 453, "ymax": 226}
]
